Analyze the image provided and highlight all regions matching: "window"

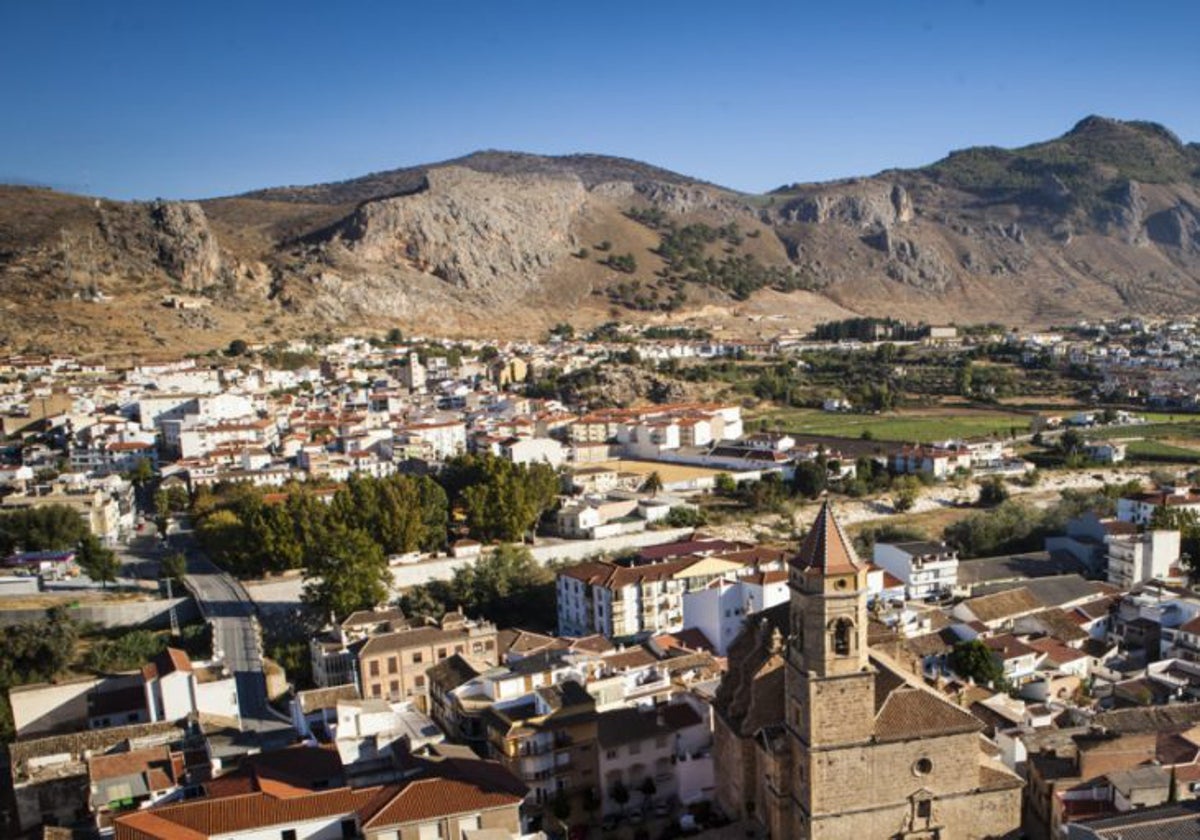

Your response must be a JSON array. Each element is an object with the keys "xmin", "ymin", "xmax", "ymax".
[
  {"xmin": 437, "ymin": 647, "xmax": 447, "ymax": 659},
  {"xmin": 389, "ymin": 680, "xmax": 399, "ymax": 696},
  {"xmin": 412, "ymin": 651, "xmax": 423, "ymax": 664},
  {"xmin": 833, "ymin": 619, "xmax": 852, "ymax": 656},
  {"xmin": 372, "ymin": 684, "xmax": 382, "ymax": 698},
  {"xmin": 369, "ymin": 660, "xmax": 380, "ymax": 677},
  {"xmin": 387, "ymin": 656, "xmax": 398, "ymax": 674},
  {"xmin": 417, "ymin": 821, "xmax": 443, "ymax": 840},
  {"xmin": 282, "ymin": 831, "xmax": 297, "ymax": 840},
  {"xmin": 415, "ymin": 675, "xmax": 425, "ymax": 688},
  {"xmin": 913, "ymin": 757, "xmax": 933, "ymax": 776},
  {"xmin": 917, "ymin": 799, "xmax": 932, "ymax": 819},
  {"xmin": 606, "ymin": 749, "xmax": 617, "ymax": 759}
]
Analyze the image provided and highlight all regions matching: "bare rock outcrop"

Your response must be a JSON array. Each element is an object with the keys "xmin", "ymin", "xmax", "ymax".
[
  {"xmin": 149, "ymin": 201, "xmax": 227, "ymax": 291},
  {"xmin": 775, "ymin": 181, "xmax": 913, "ymax": 229},
  {"xmin": 334, "ymin": 166, "xmax": 587, "ymax": 297}
]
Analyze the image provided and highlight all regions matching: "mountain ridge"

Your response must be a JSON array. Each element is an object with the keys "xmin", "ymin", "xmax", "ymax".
[{"xmin": 2, "ymin": 116, "xmax": 1199, "ymax": 356}]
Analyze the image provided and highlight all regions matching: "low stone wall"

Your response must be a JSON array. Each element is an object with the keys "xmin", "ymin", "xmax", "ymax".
[{"xmin": 0, "ymin": 596, "xmax": 199, "ymax": 629}]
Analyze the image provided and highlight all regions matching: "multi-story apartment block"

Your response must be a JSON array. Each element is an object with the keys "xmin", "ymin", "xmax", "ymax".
[
  {"xmin": 394, "ymin": 420, "xmax": 467, "ymax": 461},
  {"xmin": 1106, "ymin": 528, "xmax": 1181, "ymax": 588},
  {"xmin": 358, "ymin": 613, "xmax": 499, "ymax": 712},
  {"xmin": 482, "ymin": 680, "xmax": 598, "ymax": 806},
  {"xmin": 557, "ymin": 547, "xmax": 787, "ymax": 639},
  {"xmin": 596, "ymin": 699, "xmax": 711, "ymax": 817},
  {"xmin": 1117, "ymin": 487, "xmax": 1200, "ymax": 525},
  {"xmin": 872, "ymin": 540, "xmax": 960, "ymax": 599},
  {"xmin": 680, "ymin": 570, "xmax": 790, "ymax": 656}
]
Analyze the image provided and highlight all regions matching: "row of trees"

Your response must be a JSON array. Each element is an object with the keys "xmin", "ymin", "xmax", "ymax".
[
  {"xmin": 0, "ymin": 505, "xmax": 89, "ymax": 555},
  {"xmin": 398, "ymin": 544, "xmax": 557, "ymax": 631},
  {"xmin": 195, "ymin": 473, "xmax": 448, "ymax": 578},
  {"xmin": 192, "ymin": 454, "xmax": 561, "ymax": 620}
]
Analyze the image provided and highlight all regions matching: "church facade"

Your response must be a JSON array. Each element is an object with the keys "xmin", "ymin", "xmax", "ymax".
[{"xmin": 713, "ymin": 503, "xmax": 1023, "ymax": 839}]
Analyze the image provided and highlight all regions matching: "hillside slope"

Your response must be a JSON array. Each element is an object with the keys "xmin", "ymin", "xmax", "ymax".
[{"xmin": 1, "ymin": 118, "xmax": 1198, "ymax": 355}]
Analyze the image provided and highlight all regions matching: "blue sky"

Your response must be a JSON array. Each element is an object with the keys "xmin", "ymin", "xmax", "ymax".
[{"xmin": 2, "ymin": 0, "xmax": 1198, "ymax": 199}]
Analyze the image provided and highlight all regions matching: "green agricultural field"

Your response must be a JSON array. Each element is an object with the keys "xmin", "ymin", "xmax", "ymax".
[
  {"xmin": 749, "ymin": 407, "xmax": 1032, "ymax": 443},
  {"xmin": 1088, "ymin": 420, "xmax": 1200, "ymax": 441},
  {"xmin": 1123, "ymin": 439, "xmax": 1200, "ymax": 464}
]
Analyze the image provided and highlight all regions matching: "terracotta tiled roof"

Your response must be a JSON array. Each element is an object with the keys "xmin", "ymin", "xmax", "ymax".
[
  {"xmin": 874, "ymin": 685, "xmax": 983, "ymax": 742},
  {"xmin": 142, "ymin": 648, "xmax": 193, "ymax": 681},
  {"xmin": 960, "ymin": 587, "xmax": 1043, "ymax": 624},
  {"xmin": 362, "ymin": 759, "xmax": 526, "ymax": 829},
  {"xmin": 296, "ymin": 683, "xmax": 361, "ymax": 715},
  {"xmin": 89, "ymin": 745, "xmax": 177, "ymax": 784},
  {"xmin": 791, "ymin": 501, "xmax": 862, "ymax": 575},
  {"xmin": 115, "ymin": 785, "xmax": 389, "ymax": 839}
]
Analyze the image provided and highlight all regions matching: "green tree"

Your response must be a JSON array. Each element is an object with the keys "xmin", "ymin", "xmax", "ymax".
[
  {"xmin": 714, "ymin": 472, "xmax": 737, "ymax": 496},
  {"xmin": 128, "ymin": 457, "xmax": 155, "ymax": 487},
  {"xmin": 160, "ymin": 551, "xmax": 188, "ymax": 581},
  {"xmin": 0, "ymin": 505, "xmax": 89, "ymax": 554},
  {"xmin": 978, "ymin": 477, "xmax": 1010, "ymax": 508},
  {"xmin": 639, "ymin": 776, "xmax": 657, "ymax": 807},
  {"xmin": 610, "ymin": 780, "xmax": 630, "ymax": 815},
  {"xmin": 76, "ymin": 533, "xmax": 120, "ymax": 589},
  {"xmin": 793, "ymin": 460, "xmax": 827, "ymax": 500},
  {"xmin": 386, "ymin": 327, "xmax": 404, "ymax": 344},
  {"xmin": 892, "ymin": 476, "xmax": 921, "ymax": 512},
  {"xmin": 196, "ymin": 508, "xmax": 253, "ymax": 575},
  {"xmin": 948, "ymin": 639, "xmax": 1005, "ymax": 687},
  {"xmin": 226, "ymin": 338, "xmax": 249, "ymax": 356},
  {"xmin": 1059, "ymin": 428, "xmax": 1084, "ymax": 456},
  {"xmin": 448, "ymin": 454, "xmax": 558, "ymax": 542},
  {"xmin": 642, "ymin": 471, "xmax": 664, "ymax": 497},
  {"xmin": 302, "ymin": 526, "xmax": 391, "ymax": 622},
  {"xmin": 153, "ymin": 488, "xmax": 171, "ymax": 534},
  {"xmin": 399, "ymin": 544, "xmax": 556, "ymax": 630},
  {"xmin": 665, "ymin": 506, "xmax": 707, "ymax": 528}
]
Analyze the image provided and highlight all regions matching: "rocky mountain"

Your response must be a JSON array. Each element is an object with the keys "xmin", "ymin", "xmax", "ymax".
[{"xmin": 1, "ymin": 117, "xmax": 1199, "ymax": 355}]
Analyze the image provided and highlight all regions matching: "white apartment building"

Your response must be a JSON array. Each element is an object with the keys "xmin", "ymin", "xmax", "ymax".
[
  {"xmin": 1106, "ymin": 528, "xmax": 1181, "ymax": 588},
  {"xmin": 396, "ymin": 420, "xmax": 467, "ymax": 461},
  {"xmin": 680, "ymin": 570, "xmax": 789, "ymax": 655},
  {"xmin": 872, "ymin": 540, "xmax": 959, "ymax": 599},
  {"xmin": 1117, "ymin": 487, "xmax": 1200, "ymax": 525},
  {"xmin": 557, "ymin": 551, "xmax": 783, "ymax": 639}
]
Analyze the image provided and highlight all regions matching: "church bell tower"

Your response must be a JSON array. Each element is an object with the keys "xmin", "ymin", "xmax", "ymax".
[{"xmin": 785, "ymin": 502, "xmax": 876, "ymax": 752}]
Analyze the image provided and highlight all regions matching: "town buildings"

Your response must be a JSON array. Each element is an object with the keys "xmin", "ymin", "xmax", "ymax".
[{"xmin": 712, "ymin": 503, "xmax": 1023, "ymax": 838}]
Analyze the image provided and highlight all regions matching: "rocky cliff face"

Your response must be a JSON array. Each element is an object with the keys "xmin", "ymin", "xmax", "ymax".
[
  {"xmin": 332, "ymin": 167, "xmax": 587, "ymax": 297},
  {"xmin": 148, "ymin": 200, "xmax": 228, "ymax": 291}
]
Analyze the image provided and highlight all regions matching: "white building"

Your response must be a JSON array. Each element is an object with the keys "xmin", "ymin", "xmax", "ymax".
[
  {"xmin": 143, "ymin": 648, "xmax": 240, "ymax": 726},
  {"xmin": 680, "ymin": 571, "xmax": 789, "ymax": 656},
  {"xmin": 396, "ymin": 420, "xmax": 467, "ymax": 461},
  {"xmin": 1106, "ymin": 528, "xmax": 1181, "ymax": 588},
  {"xmin": 872, "ymin": 541, "xmax": 959, "ymax": 599},
  {"xmin": 500, "ymin": 436, "xmax": 566, "ymax": 469},
  {"xmin": 1117, "ymin": 487, "xmax": 1200, "ymax": 525}
]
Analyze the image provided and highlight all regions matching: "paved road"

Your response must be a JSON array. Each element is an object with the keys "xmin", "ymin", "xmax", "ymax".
[{"xmin": 177, "ymin": 543, "xmax": 293, "ymax": 740}]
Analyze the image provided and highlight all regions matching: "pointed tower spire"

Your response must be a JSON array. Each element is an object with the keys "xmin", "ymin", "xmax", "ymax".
[{"xmin": 790, "ymin": 501, "xmax": 863, "ymax": 575}]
